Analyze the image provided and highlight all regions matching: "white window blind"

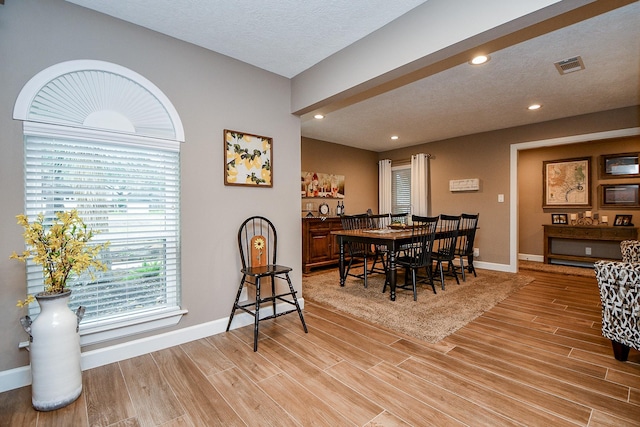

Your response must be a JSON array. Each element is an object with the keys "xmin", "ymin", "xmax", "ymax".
[
  {"xmin": 392, "ymin": 166, "xmax": 411, "ymax": 215},
  {"xmin": 23, "ymin": 133, "xmax": 181, "ymax": 328}
]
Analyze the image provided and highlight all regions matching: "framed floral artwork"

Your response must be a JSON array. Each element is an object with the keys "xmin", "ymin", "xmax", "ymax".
[{"xmin": 224, "ymin": 129, "xmax": 272, "ymax": 187}]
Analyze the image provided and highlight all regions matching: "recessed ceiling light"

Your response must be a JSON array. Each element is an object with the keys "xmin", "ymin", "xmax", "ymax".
[
  {"xmin": 314, "ymin": 114, "xmax": 324, "ymax": 119},
  {"xmin": 470, "ymin": 55, "xmax": 490, "ymax": 65},
  {"xmin": 528, "ymin": 104, "xmax": 542, "ymax": 110},
  {"xmin": 391, "ymin": 135, "xmax": 399, "ymax": 140}
]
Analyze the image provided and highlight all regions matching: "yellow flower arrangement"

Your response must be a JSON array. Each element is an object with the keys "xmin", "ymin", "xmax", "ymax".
[{"xmin": 11, "ymin": 210, "xmax": 110, "ymax": 307}]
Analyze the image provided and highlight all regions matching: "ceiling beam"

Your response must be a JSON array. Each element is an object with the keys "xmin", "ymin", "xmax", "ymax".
[{"xmin": 292, "ymin": 0, "xmax": 635, "ymax": 117}]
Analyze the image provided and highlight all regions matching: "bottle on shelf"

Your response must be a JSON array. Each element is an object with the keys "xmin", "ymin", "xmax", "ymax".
[{"xmin": 336, "ymin": 201, "xmax": 342, "ymax": 216}]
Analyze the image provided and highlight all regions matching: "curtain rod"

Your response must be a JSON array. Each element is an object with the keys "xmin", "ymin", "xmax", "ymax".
[{"xmin": 388, "ymin": 153, "xmax": 432, "ymax": 167}]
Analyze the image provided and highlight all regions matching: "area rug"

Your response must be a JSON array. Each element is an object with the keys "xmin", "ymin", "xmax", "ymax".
[{"xmin": 303, "ymin": 269, "xmax": 535, "ymax": 343}]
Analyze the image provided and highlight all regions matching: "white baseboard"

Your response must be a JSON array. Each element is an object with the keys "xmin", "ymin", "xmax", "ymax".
[
  {"xmin": 519, "ymin": 253, "xmax": 544, "ymax": 262},
  {"xmin": 0, "ymin": 298, "xmax": 304, "ymax": 393},
  {"xmin": 473, "ymin": 260, "xmax": 515, "ymax": 273}
]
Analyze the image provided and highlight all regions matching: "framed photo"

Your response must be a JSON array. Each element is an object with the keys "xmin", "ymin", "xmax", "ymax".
[
  {"xmin": 614, "ymin": 214, "xmax": 633, "ymax": 226},
  {"xmin": 600, "ymin": 184, "xmax": 640, "ymax": 209},
  {"xmin": 543, "ymin": 157, "xmax": 591, "ymax": 208},
  {"xmin": 224, "ymin": 129, "xmax": 272, "ymax": 187},
  {"xmin": 600, "ymin": 152, "xmax": 639, "ymax": 179},
  {"xmin": 551, "ymin": 213, "xmax": 568, "ymax": 224}
]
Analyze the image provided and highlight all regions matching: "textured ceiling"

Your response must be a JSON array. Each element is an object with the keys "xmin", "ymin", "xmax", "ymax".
[
  {"xmin": 65, "ymin": 0, "xmax": 429, "ymax": 78},
  {"xmin": 65, "ymin": 1, "xmax": 640, "ymax": 152},
  {"xmin": 302, "ymin": 2, "xmax": 640, "ymax": 151}
]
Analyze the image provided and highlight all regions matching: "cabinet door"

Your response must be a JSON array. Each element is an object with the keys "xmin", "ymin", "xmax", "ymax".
[{"xmin": 309, "ymin": 228, "xmax": 332, "ymax": 262}]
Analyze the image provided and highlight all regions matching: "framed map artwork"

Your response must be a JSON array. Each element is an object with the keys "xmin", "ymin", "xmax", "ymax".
[{"xmin": 543, "ymin": 157, "xmax": 591, "ymax": 208}]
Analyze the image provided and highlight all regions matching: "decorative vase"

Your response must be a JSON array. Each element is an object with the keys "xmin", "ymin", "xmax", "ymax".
[{"xmin": 21, "ymin": 290, "xmax": 85, "ymax": 411}]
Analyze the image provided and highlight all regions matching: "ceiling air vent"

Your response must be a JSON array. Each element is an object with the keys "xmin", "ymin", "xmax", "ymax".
[{"xmin": 554, "ymin": 56, "xmax": 585, "ymax": 75}]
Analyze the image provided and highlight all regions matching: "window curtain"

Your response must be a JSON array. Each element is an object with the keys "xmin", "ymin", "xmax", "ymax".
[
  {"xmin": 378, "ymin": 159, "xmax": 392, "ymax": 214},
  {"xmin": 411, "ymin": 153, "xmax": 430, "ymax": 216}
]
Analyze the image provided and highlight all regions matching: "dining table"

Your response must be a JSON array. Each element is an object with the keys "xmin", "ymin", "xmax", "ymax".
[
  {"xmin": 331, "ymin": 226, "xmax": 474, "ymax": 301},
  {"xmin": 331, "ymin": 227, "xmax": 420, "ymax": 301}
]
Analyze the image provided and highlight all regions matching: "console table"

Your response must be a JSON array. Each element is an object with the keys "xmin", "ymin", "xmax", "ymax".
[{"xmin": 543, "ymin": 224, "xmax": 638, "ymax": 265}]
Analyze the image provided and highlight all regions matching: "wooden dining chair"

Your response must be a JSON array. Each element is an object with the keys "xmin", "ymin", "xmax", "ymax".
[
  {"xmin": 367, "ymin": 213, "xmax": 392, "ymax": 276},
  {"xmin": 431, "ymin": 214, "xmax": 461, "ymax": 289},
  {"xmin": 340, "ymin": 213, "xmax": 373, "ymax": 287},
  {"xmin": 386, "ymin": 215, "xmax": 439, "ymax": 300},
  {"xmin": 454, "ymin": 213, "xmax": 479, "ymax": 281},
  {"xmin": 226, "ymin": 216, "xmax": 307, "ymax": 351}
]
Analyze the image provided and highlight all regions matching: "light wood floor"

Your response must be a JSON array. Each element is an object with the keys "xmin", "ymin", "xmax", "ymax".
[{"xmin": 2, "ymin": 269, "xmax": 639, "ymax": 426}]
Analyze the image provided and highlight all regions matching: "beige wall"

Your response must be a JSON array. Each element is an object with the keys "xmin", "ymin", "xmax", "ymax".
[
  {"xmin": 518, "ymin": 136, "xmax": 640, "ymax": 257},
  {"xmin": 302, "ymin": 122, "xmax": 640, "ymax": 266},
  {"xmin": 0, "ymin": 0, "xmax": 301, "ymax": 371},
  {"xmin": 301, "ymin": 137, "xmax": 379, "ymax": 215},
  {"xmin": 379, "ymin": 106, "xmax": 640, "ymax": 266}
]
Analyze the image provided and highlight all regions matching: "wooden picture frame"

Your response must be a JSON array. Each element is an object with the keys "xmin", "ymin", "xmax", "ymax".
[
  {"xmin": 614, "ymin": 214, "xmax": 633, "ymax": 226},
  {"xmin": 600, "ymin": 184, "xmax": 640, "ymax": 209},
  {"xmin": 224, "ymin": 129, "xmax": 272, "ymax": 187},
  {"xmin": 600, "ymin": 152, "xmax": 640, "ymax": 179},
  {"xmin": 543, "ymin": 157, "xmax": 591, "ymax": 208},
  {"xmin": 551, "ymin": 214, "xmax": 568, "ymax": 224}
]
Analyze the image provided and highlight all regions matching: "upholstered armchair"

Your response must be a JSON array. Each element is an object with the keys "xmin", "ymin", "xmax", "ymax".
[
  {"xmin": 620, "ymin": 240, "xmax": 640, "ymax": 263},
  {"xmin": 594, "ymin": 260, "xmax": 640, "ymax": 361}
]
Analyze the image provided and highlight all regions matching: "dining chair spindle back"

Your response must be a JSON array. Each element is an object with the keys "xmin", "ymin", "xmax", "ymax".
[
  {"xmin": 387, "ymin": 215, "xmax": 439, "ymax": 300},
  {"xmin": 431, "ymin": 214, "xmax": 461, "ymax": 289}
]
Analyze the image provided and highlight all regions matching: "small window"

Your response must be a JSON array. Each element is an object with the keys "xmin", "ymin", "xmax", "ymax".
[{"xmin": 392, "ymin": 166, "xmax": 411, "ymax": 215}]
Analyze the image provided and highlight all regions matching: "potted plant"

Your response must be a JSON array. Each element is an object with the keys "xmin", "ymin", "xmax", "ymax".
[{"xmin": 12, "ymin": 210, "xmax": 109, "ymax": 411}]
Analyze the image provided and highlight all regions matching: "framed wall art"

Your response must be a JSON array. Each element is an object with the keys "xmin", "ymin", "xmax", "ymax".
[
  {"xmin": 301, "ymin": 171, "xmax": 345, "ymax": 198},
  {"xmin": 599, "ymin": 152, "xmax": 639, "ymax": 179},
  {"xmin": 224, "ymin": 129, "xmax": 272, "ymax": 187},
  {"xmin": 543, "ymin": 157, "xmax": 591, "ymax": 208},
  {"xmin": 600, "ymin": 184, "xmax": 640, "ymax": 209}
]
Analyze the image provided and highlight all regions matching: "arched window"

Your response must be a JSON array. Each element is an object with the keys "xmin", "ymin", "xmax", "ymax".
[{"xmin": 14, "ymin": 60, "xmax": 185, "ymax": 345}]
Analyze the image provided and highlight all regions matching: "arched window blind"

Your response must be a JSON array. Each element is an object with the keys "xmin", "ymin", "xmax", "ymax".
[{"xmin": 14, "ymin": 60, "xmax": 185, "ymax": 344}]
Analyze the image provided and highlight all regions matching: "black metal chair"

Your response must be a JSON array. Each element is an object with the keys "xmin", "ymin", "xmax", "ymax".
[
  {"xmin": 454, "ymin": 213, "xmax": 479, "ymax": 281},
  {"xmin": 431, "ymin": 214, "xmax": 461, "ymax": 289},
  {"xmin": 226, "ymin": 216, "xmax": 307, "ymax": 351},
  {"xmin": 385, "ymin": 215, "xmax": 439, "ymax": 300},
  {"xmin": 340, "ymin": 213, "xmax": 373, "ymax": 287}
]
